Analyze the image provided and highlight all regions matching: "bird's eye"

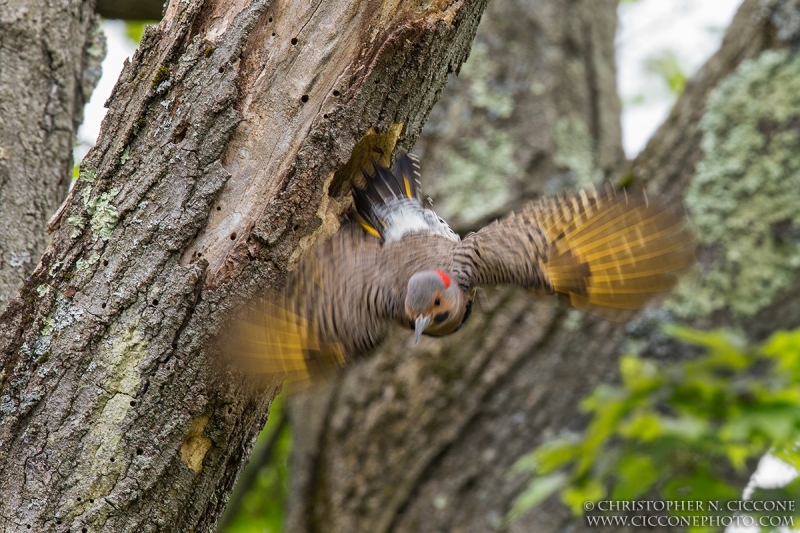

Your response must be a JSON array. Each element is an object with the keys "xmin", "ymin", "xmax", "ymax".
[{"xmin": 434, "ymin": 297, "xmax": 441, "ymax": 306}]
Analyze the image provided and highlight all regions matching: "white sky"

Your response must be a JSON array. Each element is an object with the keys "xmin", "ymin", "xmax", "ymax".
[
  {"xmin": 75, "ymin": 4, "xmax": 798, "ymax": 530},
  {"xmin": 616, "ymin": 0, "xmax": 742, "ymax": 156},
  {"xmin": 75, "ymin": 20, "xmax": 137, "ymax": 163}
]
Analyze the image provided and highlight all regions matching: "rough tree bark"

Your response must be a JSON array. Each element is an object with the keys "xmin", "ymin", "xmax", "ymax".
[
  {"xmin": 286, "ymin": 1, "xmax": 800, "ymax": 532},
  {"xmin": 415, "ymin": 0, "xmax": 624, "ymax": 231},
  {"xmin": 0, "ymin": 0, "xmax": 490, "ymax": 531},
  {"xmin": 0, "ymin": 1, "xmax": 104, "ymax": 309}
]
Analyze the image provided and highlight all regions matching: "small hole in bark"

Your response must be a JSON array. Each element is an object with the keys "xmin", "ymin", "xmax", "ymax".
[
  {"xmin": 230, "ymin": 232, "xmax": 237, "ymax": 240},
  {"xmin": 82, "ymin": 528, "xmax": 87, "ymax": 532},
  {"xmin": 89, "ymin": 500, "xmax": 94, "ymax": 504},
  {"xmin": 301, "ymin": 94, "xmax": 309, "ymax": 103},
  {"xmin": 218, "ymin": 66, "xmax": 224, "ymax": 73},
  {"xmin": 110, "ymin": 457, "xmax": 115, "ymax": 462},
  {"xmin": 216, "ymin": 206, "xmax": 221, "ymax": 211},
  {"xmin": 102, "ymin": 260, "xmax": 108, "ymax": 266},
  {"xmin": 291, "ymin": 37, "xmax": 298, "ymax": 45},
  {"xmin": 197, "ymin": 252, "xmax": 202, "ymax": 257},
  {"xmin": 269, "ymin": 16, "xmax": 273, "ymax": 22},
  {"xmin": 189, "ymin": 307, "xmax": 195, "ymax": 315},
  {"xmin": 293, "ymin": 224, "xmax": 300, "ymax": 231},
  {"xmin": 76, "ymin": 497, "xmax": 81, "ymax": 502},
  {"xmin": 228, "ymin": 407, "xmax": 233, "ymax": 414},
  {"xmin": 323, "ymin": 114, "xmax": 328, "ymax": 119},
  {"xmin": 101, "ymin": 303, "xmax": 106, "ymax": 309},
  {"xmin": 27, "ymin": 526, "xmax": 31, "ymax": 529},
  {"xmin": 272, "ymin": 32, "xmax": 276, "ymax": 36},
  {"xmin": 332, "ymin": 90, "xmax": 340, "ymax": 96},
  {"xmin": 152, "ymin": 299, "xmax": 159, "ymax": 306},
  {"xmin": 130, "ymin": 400, "xmax": 136, "ymax": 407},
  {"xmin": 56, "ymin": 521, "xmax": 62, "ymax": 525},
  {"xmin": 174, "ymin": 124, "xmax": 188, "ymax": 143},
  {"xmin": 172, "ymin": 342, "xmax": 178, "ymax": 349},
  {"xmin": 136, "ymin": 448, "xmax": 143, "ymax": 455}
]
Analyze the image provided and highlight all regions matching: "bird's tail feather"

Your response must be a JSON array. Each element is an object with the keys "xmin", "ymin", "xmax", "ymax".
[
  {"xmin": 538, "ymin": 187, "xmax": 696, "ymax": 319},
  {"xmin": 352, "ymin": 153, "xmax": 422, "ymax": 239}
]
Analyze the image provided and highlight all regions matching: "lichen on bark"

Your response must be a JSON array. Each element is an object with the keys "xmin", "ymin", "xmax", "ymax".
[
  {"xmin": 0, "ymin": 0, "xmax": 496, "ymax": 530},
  {"xmin": 437, "ymin": 129, "xmax": 518, "ymax": 221},
  {"xmin": 553, "ymin": 116, "xmax": 602, "ymax": 188},
  {"xmin": 670, "ymin": 50, "xmax": 800, "ymax": 318}
]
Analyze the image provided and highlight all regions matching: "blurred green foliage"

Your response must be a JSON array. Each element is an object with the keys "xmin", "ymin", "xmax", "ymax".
[
  {"xmin": 124, "ymin": 21, "xmax": 158, "ymax": 45},
  {"xmin": 219, "ymin": 397, "xmax": 290, "ymax": 533},
  {"xmin": 511, "ymin": 326, "xmax": 800, "ymax": 531},
  {"xmin": 645, "ymin": 50, "xmax": 688, "ymax": 96}
]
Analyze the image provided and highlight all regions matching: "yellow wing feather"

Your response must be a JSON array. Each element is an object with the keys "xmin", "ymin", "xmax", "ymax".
[
  {"xmin": 537, "ymin": 187, "xmax": 696, "ymax": 317},
  {"xmin": 223, "ymin": 295, "xmax": 347, "ymax": 392}
]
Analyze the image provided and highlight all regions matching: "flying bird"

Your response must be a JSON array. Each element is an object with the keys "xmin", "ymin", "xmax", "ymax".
[{"xmin": 230, "ymin": 154, "xmax": 696, "ymax": 385}]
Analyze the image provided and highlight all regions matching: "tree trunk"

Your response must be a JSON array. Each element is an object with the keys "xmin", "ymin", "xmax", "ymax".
[
  {"xmin": 415, "ymin": 0, "xmax": 624, "ymax": 232},
  {"xmin": 0, "ymin": 0, "xmax": 104, "ymax": 309},
  {"xmin": 0, "ymin": 0, "xmax": 490, "ymax": 531},
  {"xmin": 286, "ymin": 1, "xmax": 800, "ymax": 532}
]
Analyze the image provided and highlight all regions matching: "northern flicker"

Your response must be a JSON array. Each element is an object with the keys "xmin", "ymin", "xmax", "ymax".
[{"xmin": 230, "ymin": 154, "xmax": 696, "ymax": 385}]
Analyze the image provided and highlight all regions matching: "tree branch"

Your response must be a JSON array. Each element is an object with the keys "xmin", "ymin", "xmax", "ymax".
[{"xmin": 95, "ymin": 0, "xmax": 165, "ymax": 21}]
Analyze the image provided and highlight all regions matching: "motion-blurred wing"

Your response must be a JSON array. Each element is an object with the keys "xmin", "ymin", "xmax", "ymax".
[
  {"xmin": 226, "ymin": 225, "xmax": 395, "ymax": 388},
  {"xmin": 226, "ymin": 295, "xmax": 348, "ymax": 390},
  {"xmin": 461, "ymin": 186, "xmax": 696, "ymax": 319}
]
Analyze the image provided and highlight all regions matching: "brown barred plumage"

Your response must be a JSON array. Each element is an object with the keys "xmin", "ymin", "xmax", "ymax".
[{"xmin": 228, "ymin": 155, "xmax": 696, "ymax": 385}]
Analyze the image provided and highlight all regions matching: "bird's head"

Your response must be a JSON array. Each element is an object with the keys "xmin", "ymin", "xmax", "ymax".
[{"xmin": 404, "ymin": 270, "xmax": 464, "ymax": 342}]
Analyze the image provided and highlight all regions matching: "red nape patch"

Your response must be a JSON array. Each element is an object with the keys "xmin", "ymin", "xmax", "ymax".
[{"xmin": 435, "ymin": 270, "xmax": 451, "ymax": 288}]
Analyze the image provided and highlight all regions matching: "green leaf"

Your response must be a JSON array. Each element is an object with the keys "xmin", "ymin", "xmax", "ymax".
[
  {"xmin": 762, "ymin": 329, "xmax": 800, "ymax": 380},
  {"xmin": 662, "ymin": 474, "xmax": 739, "ymax": 503},
  {"xmin": 508, "ymin": 472, "xmax": 568, "ymax": 521},
  {"xmin": 562, "ymin": 478, "xmax": 605, "ymax": 516},
  {"xmin": 660, "ymin": 415, "xmax": 708, "ymax": 441},
  {"xmin": 509, "ymin": 325, "xmax": 800, "ymax": 528},
  {"xmin": 663, "ymin": 325, "xmax": 742, "ymax": 352},
  {"xmin": 620, "ymin": 355, "xmax": 661, "ymax": 393},
  {"xmin": 611, "ymin": 454, "xmax": 659, "ymax": 500},
  {"xmin": 724, "ymin": 443, "xmax": 757, "ymax": 471},
  {"xmin": 619, "ymin": 412, "xmax": 663, "ymax": 441},
  {"xmin": 580, "ymin": 384, "xmax": 626, "ymax": 412},
  {"xmin": 644, "ymin": 50, "xmax": 688, "ymax": 96},
  {"xmin": 124, "ymin": 21, "xmax": 158, "ymax": 45},
  {"xmin": 522, "ymin": 436, "xmax": 582, "ymax": 474},
  {"xmin": 772, "ymin": 447, "xmax": 800, "ymax": 471}
]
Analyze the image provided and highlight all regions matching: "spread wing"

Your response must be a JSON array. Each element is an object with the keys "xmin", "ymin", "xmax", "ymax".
[
  {"xmin": 226, "ymin": 224, "xmax": 400, "ymax": 388},
  {"xmin": 459, "ymin": 186, "xmax": 696, "ymax": 318}
]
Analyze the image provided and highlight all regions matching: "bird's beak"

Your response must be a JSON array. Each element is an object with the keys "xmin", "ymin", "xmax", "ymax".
[{"xmin": 414, "ymin": 315, "xmax": 431, "ymax": 343}]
